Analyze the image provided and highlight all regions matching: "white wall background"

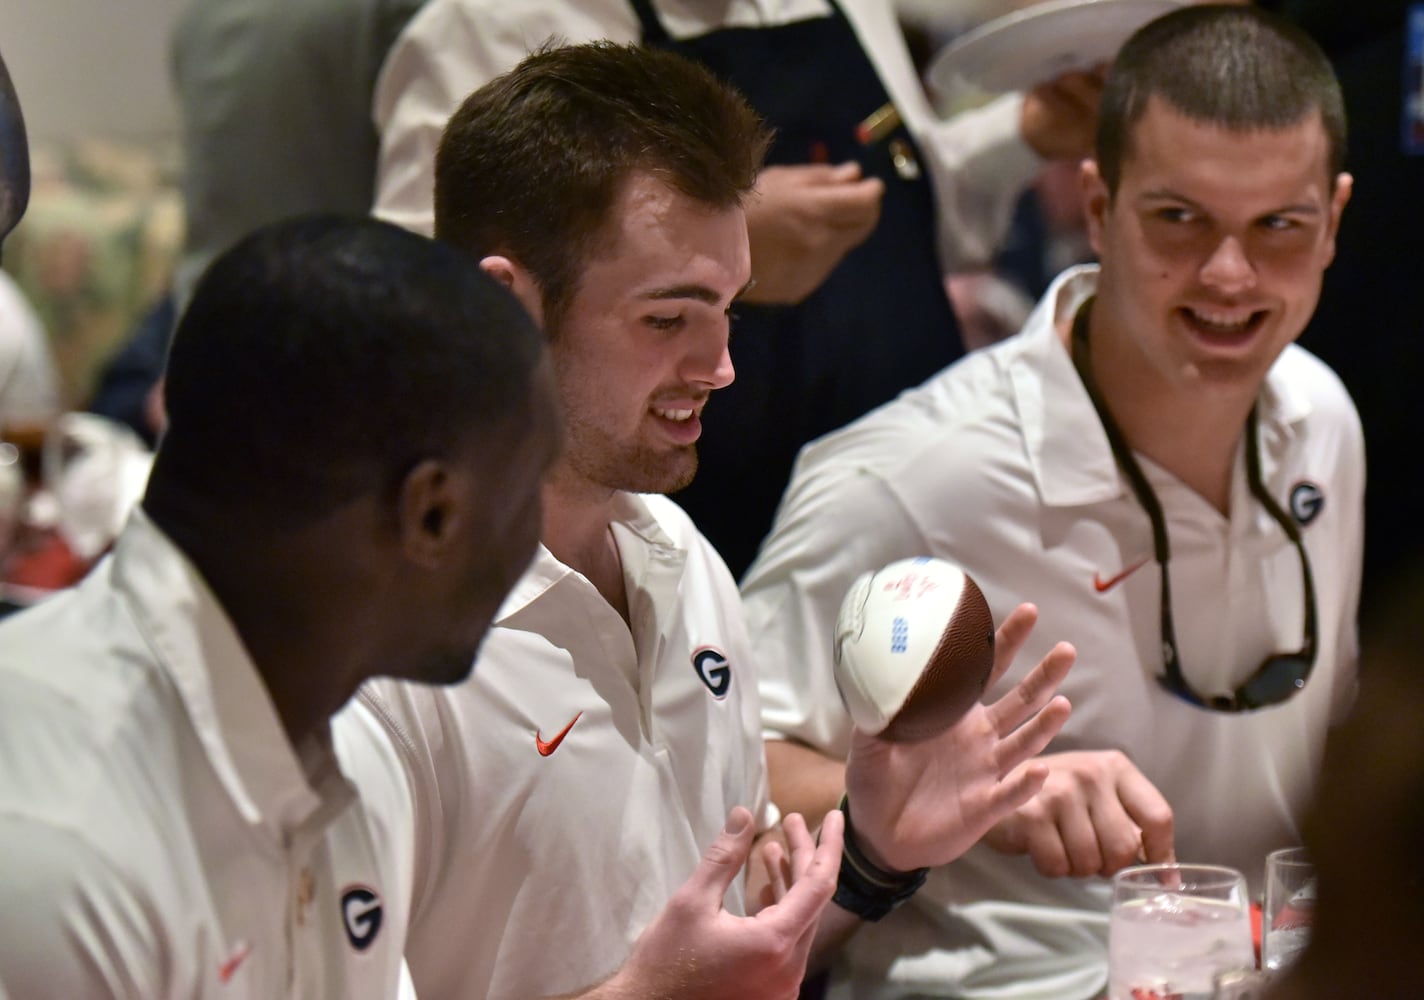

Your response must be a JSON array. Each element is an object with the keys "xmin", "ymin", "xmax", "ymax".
[{"xmin": 0, "ymin": 0, "xmax": 186, "ymax": 144}]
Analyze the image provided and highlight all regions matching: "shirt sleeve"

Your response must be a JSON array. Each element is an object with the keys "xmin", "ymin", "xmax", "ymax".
[
  {"xmin": 741, "ymin": 466, "xmax": 931, "ymax": 761},
  {"xmin": 370, "ymin": 0, "xmax": 640, "ymax": 235},
  {"xmin": 0, "ymin": 819, "xmax": 166, "ymax": 999}
]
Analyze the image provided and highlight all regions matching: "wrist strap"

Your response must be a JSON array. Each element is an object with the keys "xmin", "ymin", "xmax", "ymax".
[{"xmin": 831, "ymin": 795, "xmax": 928, "ymax": 922}]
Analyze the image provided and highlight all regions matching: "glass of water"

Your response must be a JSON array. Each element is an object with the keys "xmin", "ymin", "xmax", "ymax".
[
  {"xmin": 1108, "ymin": 863, "xmax": 1255, "ymax": 1000},
  {"xmin": 1262, "ymin": 847, "xmax": 1315, "ymax": 975}
]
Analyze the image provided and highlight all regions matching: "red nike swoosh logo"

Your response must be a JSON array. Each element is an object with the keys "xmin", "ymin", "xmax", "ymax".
[
  {"xmin": 535, "ymin": 712, "xmax": 583, "ymax": 757},
  {"xmin": 1094, "ymin": 557, "xmax": 1150, "ymax": 593},
  {"xmin": 218, "ymin": 942, "xmax": 252, "ymax": 983}
]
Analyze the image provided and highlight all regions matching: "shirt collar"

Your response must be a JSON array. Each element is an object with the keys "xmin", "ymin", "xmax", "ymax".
[
  {"xmin": 1011, "ymin": 265, "xmax": 1119, "ymax": 508},
  {"xmin": 112, "ymin": 508, "xmax": 351, "ymax": 837},
  {"xmin": 494, "ymin": 492, "xmax": 680, "ymax": 624},
  {"xmin": 1012, "ymin": 265, "xmax": 1315, "ymax": 510}
]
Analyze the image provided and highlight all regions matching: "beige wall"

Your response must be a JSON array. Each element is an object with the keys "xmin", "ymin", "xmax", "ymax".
[{"xmin": 0, "ymin": 0, "xmax": 185, "ymax": 144}]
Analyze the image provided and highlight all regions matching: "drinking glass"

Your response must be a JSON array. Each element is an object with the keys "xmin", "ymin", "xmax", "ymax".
[
  {"xmin": 1261, "ymin": 847, "xmax": 1315, "ymax": 974},
  {"xmin": 1108, "ymin": 863, "xmax": 1255, "ymax": 1000}
]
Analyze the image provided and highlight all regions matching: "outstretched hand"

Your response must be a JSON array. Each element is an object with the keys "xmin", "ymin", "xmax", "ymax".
[
  {"xmin": 844, "ymin": 604, "xmax": 1076, "ymax": 873},
  {"xmin": 586, "ymin": 807, "xmax": 844, "ymax": 1000}
]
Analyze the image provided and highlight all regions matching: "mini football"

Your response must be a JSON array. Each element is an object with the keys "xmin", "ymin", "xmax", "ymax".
[{"xmin": 833, "ymin": 556, "xmax": 996, "ymax": 742}]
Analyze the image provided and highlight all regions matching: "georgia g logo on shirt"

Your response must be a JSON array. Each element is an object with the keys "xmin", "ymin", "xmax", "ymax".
[
  {"xmin": 692, "ymin": 646, "xmax": 731, "ymax": 699},
  {"xmin": 340, "ymin": 886, "xmax": 383, "ymax": 951},
  {"xmin": 1290, "ymin": 481, "xmax": 1325, "ymax": 526}
]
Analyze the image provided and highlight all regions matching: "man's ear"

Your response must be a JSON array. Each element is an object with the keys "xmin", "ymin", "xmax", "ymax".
[
  {"xmin": 1080, "ymin": 158, "xmax": 1111, "ymax": 258},
  {"xmin": 396, "ymin": 458, "xmax": 461, "ymax": 568},
  {"xmin": 1323, "ymin": 172, "xmax": 1354, "ymax": 267},
  {"xmin": 480, "ymin": 255, "xmax": 545, "ymax": 329}
]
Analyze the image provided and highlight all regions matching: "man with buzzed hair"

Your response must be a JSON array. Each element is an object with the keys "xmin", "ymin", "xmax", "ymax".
[
  {"xmin": 743, "ymin": 5, "xmax": 1362, "ymax": 997},
  {"xmin": 349, "ymin": 40, "xmax": 1076, "ymax": 1000},
  {"xmin": 0, "ymin": 214, "xmax": 561, "ymax": 998}
]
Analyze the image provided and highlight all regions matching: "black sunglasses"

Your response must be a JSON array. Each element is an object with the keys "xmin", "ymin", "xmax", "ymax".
[{"xmin": 1071, "ymin": 300, "xmax": 1318, "ymax": 713}]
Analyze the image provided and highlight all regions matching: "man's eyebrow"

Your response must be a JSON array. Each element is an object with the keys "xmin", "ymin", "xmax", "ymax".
[
  {"xmin": 1137, "ymin": 187, "xmax": 1204, "ymax": 208},
  {"xmin": 1137, "ymin": 188, "xmax": 1322, "ymax": 216},
  {"xmin": 1261, "ymin": 201, "xmax": 1323, "ymax": 217},
  {"xmin": 643, "ymin": 278, "xmax": 756, "ymax": 305}
]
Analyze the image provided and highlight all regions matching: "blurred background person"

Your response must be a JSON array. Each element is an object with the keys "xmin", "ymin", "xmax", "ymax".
[{"xmin": 170, "ymin": 0, "xmax": 432, "ymax": 312}]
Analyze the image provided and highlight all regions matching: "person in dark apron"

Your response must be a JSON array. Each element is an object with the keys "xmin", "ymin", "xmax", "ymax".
[{"xmin": 632, "ymin": 0, "xmax": 964, "ymax": 579}]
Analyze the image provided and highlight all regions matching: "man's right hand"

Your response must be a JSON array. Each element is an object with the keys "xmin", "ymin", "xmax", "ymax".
[
  {"xmin": 980, "ymin": 749, "xmax": 1175, "ymax": 878},
  {"xmin": 743, "ymin": 163, "xmax": 883, "ymax": 305},
  {"xmin": 581, "ymin": 806, "xmax": 843, "ymax": 1000}
]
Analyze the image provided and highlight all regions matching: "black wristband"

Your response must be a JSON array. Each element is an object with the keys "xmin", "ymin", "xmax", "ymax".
[{"xmin": 831, "ymin": 795, "xmax": 929, "ymax": 922}]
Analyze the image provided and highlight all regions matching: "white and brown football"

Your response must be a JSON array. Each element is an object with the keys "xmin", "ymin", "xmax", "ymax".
[{"xmin": 833, "ymin": 556, "xmax": 996, "ymax": 742}]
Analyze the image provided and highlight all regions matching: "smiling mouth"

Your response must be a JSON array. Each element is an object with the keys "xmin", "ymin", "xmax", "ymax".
[
  {"xmin": 1180, "ymin": 305, "xmax": 1268, "ymax": 340},
  {"xmin": 653, "ymin": 407, "xmax": 695, "ymax": 422}
]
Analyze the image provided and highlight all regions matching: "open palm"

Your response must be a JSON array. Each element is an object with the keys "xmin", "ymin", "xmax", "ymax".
[{"xmin": 843, "ymin": 605, "xmax": 1075, "ymax": 873}]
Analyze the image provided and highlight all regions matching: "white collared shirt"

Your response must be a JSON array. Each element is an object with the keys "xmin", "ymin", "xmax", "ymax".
[
  {"xmin": 345, "ymin": 491, "xmax": 772, "ymax": 1000},
  {"xmin": 742, "ymin": 265, "xmax": 1363, "ymax": 1000},
  {"xmin": 0, "ymin": 270, "xmax": 60, "ymax": 428},
  {"xmin": 0, "ymin": 509, "xmax": 414, "ymax": 999},
  {"xmin": 370, "ymin": 0, "xmax": 1038, "ymax": 270}
]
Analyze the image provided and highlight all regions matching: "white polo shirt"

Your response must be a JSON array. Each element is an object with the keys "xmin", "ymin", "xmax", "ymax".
[
  {"xmin": 349, "ymin": 491, "xmax": 773, "ymax": 1000},
  {"xmin": 742, "ymin": 265, "xmax": 1363, "ymax": 1000},
  {"xmin": 0, "ymin": 509, "xmax": 415, "ymax": 999}
]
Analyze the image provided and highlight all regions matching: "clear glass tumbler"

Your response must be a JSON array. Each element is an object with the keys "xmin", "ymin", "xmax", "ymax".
[
  {"xmin": 1108, "ymin": 863, "xmax": 1255, "ymax": 1000},
  {"xmin": 1261, "ymin": 846, "xmax": 1315, "ymax": 975}
]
